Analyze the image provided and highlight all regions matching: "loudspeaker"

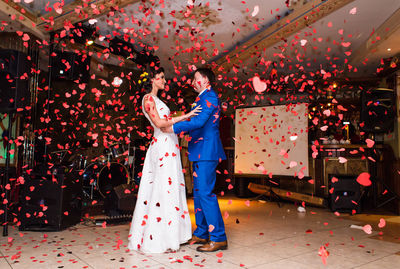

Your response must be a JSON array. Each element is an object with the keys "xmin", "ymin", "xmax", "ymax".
[
  {"xmin": 360, "ymin": 88, "xmax": 395, "ymax": 133},
  {"xmin": 329, "ymin": 174, "xmax": 361, "ymax": 213},
  {"xmin": 52, "ymin": 50, "xmax": 91, "ymax": 82},
  {"xmin": 113, "ymin": 184, "xmax": 137, "ymax": 212},
  {"xmin": 104, "ymin": 184, "xmax": 136, "ymax": 216},
  {"xmin": 19, "ymin": 165, "xmax": 83, "ymax": 231},
  {"xmin": 0, "ymin": 49, "xmax": 31, "ymax": 112}
]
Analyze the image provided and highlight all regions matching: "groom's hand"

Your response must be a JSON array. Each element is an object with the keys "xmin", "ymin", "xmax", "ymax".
[{"xmin": 161, "ymin": 126, "xmax": 173, "ymax": 133}]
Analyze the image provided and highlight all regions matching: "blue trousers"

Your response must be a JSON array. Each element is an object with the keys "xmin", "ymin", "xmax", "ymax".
[{"xmin": 192, "ymin": 161, "xmax": 227, "ymax": 242}]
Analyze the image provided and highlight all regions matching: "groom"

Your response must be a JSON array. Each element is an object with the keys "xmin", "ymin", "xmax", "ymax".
[{"xmin": 163, "ymin": 67, "xmax": 227, "ymax": 252}]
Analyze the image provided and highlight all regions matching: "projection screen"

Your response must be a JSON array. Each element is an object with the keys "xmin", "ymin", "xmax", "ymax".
[{"xmin": 234, "ymin": 103, "xmax": 309, "ymax": 178}]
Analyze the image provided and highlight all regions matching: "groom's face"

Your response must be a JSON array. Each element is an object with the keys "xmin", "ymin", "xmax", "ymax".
[{"xmin": 192, "ymin": 72, "xmax": 208, "ymax": 93}]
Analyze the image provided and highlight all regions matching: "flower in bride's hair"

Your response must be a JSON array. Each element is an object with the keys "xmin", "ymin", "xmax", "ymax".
[{"xmin": 138, "ymin": 72, "xmax": 149, "ymax": 84}]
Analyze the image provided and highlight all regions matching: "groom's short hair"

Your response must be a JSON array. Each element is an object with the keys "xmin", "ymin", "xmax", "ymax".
[{"xmin": 195, "ymin": 67, "xmax": 215, "ymax": 85}]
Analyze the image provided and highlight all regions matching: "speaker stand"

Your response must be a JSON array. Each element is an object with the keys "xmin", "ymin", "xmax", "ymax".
[
  {"xmin": 250, "ymin": 187, "xmax": 282, "ymax": 208},
  {"xmin": 369, "ymin": 138, "xmax": 400, "ymax": 210},
  {"xmin": 2, "ymin": 111, "xmax": 14, "ymax": 236}
]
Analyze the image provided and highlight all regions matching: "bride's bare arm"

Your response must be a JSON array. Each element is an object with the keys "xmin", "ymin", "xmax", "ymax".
[{"xmin": 143, "ymin": 95, "xmax": 201, "ymax": 129}]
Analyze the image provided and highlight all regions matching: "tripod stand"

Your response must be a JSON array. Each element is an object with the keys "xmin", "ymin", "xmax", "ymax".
[{"xmin": 249, "ymin": 182, "xmax": 282, "ymax": 208}]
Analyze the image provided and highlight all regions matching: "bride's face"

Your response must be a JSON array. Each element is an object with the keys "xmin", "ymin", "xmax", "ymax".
[{"xmin": 152, "ymin": 72, "xmax": 166, "ymax": 90}]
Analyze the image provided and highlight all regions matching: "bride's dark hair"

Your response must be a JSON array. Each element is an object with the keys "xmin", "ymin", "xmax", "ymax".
[{"xmin": 142, "ymin": 66, "xmax": 165, "ymax": 92}]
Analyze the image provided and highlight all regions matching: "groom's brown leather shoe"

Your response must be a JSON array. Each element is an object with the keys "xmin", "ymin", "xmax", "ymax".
[
  {"xmin": 196, "ymin": 240, "xmax": 228, "ymax": 252},
  {"xmin": 185, "ymin": 235, "xmax": 208, "ymax": 245}
]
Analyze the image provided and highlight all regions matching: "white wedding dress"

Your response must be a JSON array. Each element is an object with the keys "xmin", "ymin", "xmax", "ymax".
[{"xmin": 128, "ymin": 94, "xmax": 192, "ymax": 253}]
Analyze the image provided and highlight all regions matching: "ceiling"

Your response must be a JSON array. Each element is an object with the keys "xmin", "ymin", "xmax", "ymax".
[{"xmin": 1, "ymin": 0, "xmax": 400, "ymax": 81}]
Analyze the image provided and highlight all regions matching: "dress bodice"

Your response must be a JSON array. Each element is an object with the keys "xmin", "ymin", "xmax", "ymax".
[{"xmin": 142, "ymin": 94, "xmax": 170, "ymax": 137}]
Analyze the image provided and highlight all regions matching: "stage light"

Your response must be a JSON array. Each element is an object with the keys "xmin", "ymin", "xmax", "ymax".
[
  {"xmin": 71, "ymin": 22, "xmax": 97, "ymax": 46},
  {"xmin": 332, "ymin": 82, "xmax": 337, "ymax": 88},
  {"xmin": 387, "ymin": 48, "xmax": 391, "ymax": 51},
  {"xmin": 343, "ymin": 121, "xmax": 350, "ymax": 125}
]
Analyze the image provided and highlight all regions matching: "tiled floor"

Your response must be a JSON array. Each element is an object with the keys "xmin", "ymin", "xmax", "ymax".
[{"xmin": 1, "ymin": 196, "xmax": 399, "ymax": 268}]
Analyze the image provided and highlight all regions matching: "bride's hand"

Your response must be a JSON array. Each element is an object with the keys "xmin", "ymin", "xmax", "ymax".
[{"xmin": 188, "ymin": 105, "xmax": 202, "ymax": 117}]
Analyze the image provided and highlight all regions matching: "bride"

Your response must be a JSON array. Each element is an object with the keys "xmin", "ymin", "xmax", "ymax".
[{"xmin": 128, "ymin": 67, "xmax": 200, "ymax": 253}]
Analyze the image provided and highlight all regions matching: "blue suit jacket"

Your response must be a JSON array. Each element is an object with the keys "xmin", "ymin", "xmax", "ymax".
[{"xmin": 173, "ymin": 88, "xmax": 226, "ymax": 162}]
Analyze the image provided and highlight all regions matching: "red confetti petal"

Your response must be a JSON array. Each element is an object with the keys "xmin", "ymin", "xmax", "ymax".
[{"xmin": 356, "ymin": 172, "xmax": 371, "ymax": 186}]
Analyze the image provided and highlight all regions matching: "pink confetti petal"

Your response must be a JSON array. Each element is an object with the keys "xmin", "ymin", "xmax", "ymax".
[
  {"xmin": 251, "ymin": 5, "xmax": 259, "ymax": 17},
  {"xmin": 224, "ymin": 211, "xmax": 229, "ymax": 219},
  {"xmin": 378, "ymin": 218, "xmax": 386, "ymax": 228},
  {"xmin": 318, "ymin": 246, "xmax": 329, "ymax": 265},
  {"xmin": 366, "ymin": 139, "xmax": 375, "ymax": 148},
  {"xmin": 208, "ymin": 224, "xmax": 215, "ymax": 232},
  {"xmin": 22, "ymin": 33, "xmax": 30, "ymax": 41},
  {"xmin": 349, "ymin": 7, "xmax": 357, "ymax": 15},
  {"xmin": 341, "ymin": 42, "xmax": 351, "ymax": 47},
  {"xmin": 320, "ymin": 125, "xmax": 328, "ymax": 131},
  {"xmin": 252, "ymin": 76, "xmax": 267, "ymax": 93},
  {"xmin": 362, "ymin": 224, "xmax": 372, "ymax": 234},
  {"xmin": 323, "ymin": 110, "xmax": 331, "ymax": 116},
  {"xmin": 53, "ymin": 2, "xmax": 63, "ymax": 14}
]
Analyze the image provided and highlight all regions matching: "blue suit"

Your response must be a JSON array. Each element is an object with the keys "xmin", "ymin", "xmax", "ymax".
[{"xmin": 173, "ymin": 88, "xmax": 227, "ymax": 242}]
